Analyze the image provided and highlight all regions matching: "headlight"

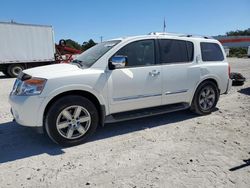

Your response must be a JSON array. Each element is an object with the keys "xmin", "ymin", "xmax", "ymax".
[{"xmin": 12, "ymin": 77, "xmax": 47, "ymax": 96}]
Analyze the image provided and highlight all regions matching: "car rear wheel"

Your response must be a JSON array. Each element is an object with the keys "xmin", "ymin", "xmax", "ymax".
[
  {"xmin": 45, "ymin": 95, "xmax": 99, "ymax": 146},
  {"xmin": 191, "ymin": 81, "xmax": 219, "ymax": 115}
]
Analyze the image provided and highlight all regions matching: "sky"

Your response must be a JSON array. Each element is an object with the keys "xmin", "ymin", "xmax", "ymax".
[{"xmin": 1, "ymin": 0, "xmax": 250, "ymax": 44}]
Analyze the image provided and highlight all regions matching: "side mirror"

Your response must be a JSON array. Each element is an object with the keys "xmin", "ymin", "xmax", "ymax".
[{"xmin": 109, "ymin": 55, "xmax": 127, "ymax": 70}]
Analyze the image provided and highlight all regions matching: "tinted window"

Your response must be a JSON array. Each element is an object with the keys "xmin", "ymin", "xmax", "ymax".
[
  {"xmin": 186, "ymin": 41, "xmax": 194, "ymax": 61},
  {"xmin": 200, "ymin": 42, "xmax": 224, "ymax": 61},
  {"xmin": 114, "ymin": 40, "xmax": 155, "ymax": 67},
  {"xmin": 159, "ymin": 39, "xmax": 193, "ymax": 63}
]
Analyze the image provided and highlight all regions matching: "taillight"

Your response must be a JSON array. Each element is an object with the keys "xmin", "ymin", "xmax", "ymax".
[{"xmin": 228, "ymin": 64, "xmax": 231, "ymax": 78}]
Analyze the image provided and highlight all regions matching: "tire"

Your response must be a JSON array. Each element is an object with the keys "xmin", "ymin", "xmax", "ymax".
[
  {"xmin": 45, "ymin": 95, "xmax": 99, "ymax": 146},
  {"xmin": 230, "ymin": 72, "xmax": 246, "ymax": 86},
  {"xmin": 232, "ymin": 81, "xmax": 244, "ymax": 86},
  {"xmin": 7, "ymin": 64, "xmax": 24, "ymax": 77},
  {"xmin": 191, "ymin": 81, "xmax": 219, "ymax": 115}
]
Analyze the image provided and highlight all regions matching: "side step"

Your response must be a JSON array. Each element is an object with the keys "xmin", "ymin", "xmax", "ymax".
[{"xmin": 105, "ymin": 102, "xmax": 190, "ymax": 123}]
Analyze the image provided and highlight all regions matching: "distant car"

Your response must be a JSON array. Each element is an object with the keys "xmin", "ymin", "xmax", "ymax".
[{"xmin": 9, "ymin": 33, "xmax": 232, "ymax": 146}]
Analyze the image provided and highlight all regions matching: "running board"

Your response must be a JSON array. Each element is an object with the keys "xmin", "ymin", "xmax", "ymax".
[{"xmin": 105, "ymin": 103, "xmax": 190, "ymax": 123}]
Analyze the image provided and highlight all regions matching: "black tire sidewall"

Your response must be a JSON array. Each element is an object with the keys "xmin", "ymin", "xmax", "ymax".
[
  {"xmin": 7, "ymin": 64, "xmax": 24, "ymax": 77},
  {"xmin": 193, "ymin": 81, "xmax": 219, "ymax": 115},
  {"xmin": 45, "ymin": 95, "xmax": 99, "ymax": 146}
]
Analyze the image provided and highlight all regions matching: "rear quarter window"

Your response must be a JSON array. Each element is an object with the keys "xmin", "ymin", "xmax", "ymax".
[{"xmin": 200, "ymin": 42, "xmax": 224, "ymax": 61}]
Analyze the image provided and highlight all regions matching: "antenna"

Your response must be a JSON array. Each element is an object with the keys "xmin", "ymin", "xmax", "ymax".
[{"xmin": 163, "ymin": 18, "xmax": 166, "ymax": 32}]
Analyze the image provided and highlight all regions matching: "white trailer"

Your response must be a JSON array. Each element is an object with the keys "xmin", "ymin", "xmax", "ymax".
[{"xmin": 0, "ymin": 22, "xmax": 55, "ymax": 77}]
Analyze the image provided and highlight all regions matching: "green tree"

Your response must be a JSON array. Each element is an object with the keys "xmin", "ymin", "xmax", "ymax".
[
  {"xmin": 229, "ymin": 48, "xmax": 247, "ymax": 58},
  {"xmin": 226, "ymin": 28, "xmax": 250, "ymax": 36},
  {"xmin": 65, "ymin": 39, "xmax": 82, "ymax": 50},
  {"xmin": 82, "ymin": 39, "xmax": 96, "ymax": 51}
]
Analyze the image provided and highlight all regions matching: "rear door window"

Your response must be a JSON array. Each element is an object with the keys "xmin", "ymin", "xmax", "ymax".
[
  {"xmin": 200, "ymin": 42, "xmax": 224, "ymax": 61},
  {"xmin": 159, "ymin": 39, "xmax": 193, "ymax": 63}
]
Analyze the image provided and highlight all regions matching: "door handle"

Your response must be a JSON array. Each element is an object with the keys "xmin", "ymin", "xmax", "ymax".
[{"xmin": 149, "ymin": 70, "xmax": 160, "ymax": 76}]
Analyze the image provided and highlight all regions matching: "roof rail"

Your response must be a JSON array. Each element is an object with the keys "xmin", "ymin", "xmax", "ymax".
[
  {"xmin": 148, "ymin": 32, "xmax": 213, "ymax": 39},
  {"xmin": 179, "ymin": 34, "xmax": 213, "ymax": 39},
  {"xmin": 148, "ymin": 32, "xmax": 184, "ymax": 36}
]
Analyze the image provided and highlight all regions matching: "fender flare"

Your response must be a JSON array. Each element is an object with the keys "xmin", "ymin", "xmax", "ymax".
[
  {"xmin": 189, "ymin": 75, "xmax": 220, "ymax": 104},
  {"xmin": 36, "ymin": 84, "xmax": 107, "ymax": 127}
]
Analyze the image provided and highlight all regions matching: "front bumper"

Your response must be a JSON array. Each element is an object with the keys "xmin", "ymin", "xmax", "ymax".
[{"xmin": 9, "ymin": 94, "xmax": 45, "ymax": 127}]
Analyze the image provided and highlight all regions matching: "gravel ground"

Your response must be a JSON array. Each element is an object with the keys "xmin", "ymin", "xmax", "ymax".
[{"xmin": 0, "ymin": 58, "xmax": 249, "ymax": 188}]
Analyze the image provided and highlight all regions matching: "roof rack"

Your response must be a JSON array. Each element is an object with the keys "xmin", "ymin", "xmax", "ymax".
[
  {"xmin": 148, "ymin": 32, "xmax": 213, "ymax": 39},
  {"xmin": 148, "ymin": 32, "xmax": 184, "ymax": 36},
  {"xmin": 179, "ymin": 34, "xmax": 213, "ymax": 39}
]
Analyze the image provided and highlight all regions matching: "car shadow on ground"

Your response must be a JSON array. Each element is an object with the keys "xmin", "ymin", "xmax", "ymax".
[
  {"xmin": 0, "ymin": 121, "xmax": 65, "ymax": 163},
  {"xmin": 238, "ymin": 87, "xmax": 250, "ymax": 96},
  {"xmin": 91, "ymin": 110, "xmax": 197, "ymax": 142},
  {"xmin": 0, "ymin": 110, "xmax": 197, "ymax": 164}
]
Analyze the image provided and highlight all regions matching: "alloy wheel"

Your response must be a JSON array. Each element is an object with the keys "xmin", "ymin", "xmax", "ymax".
[
  {"xmin": 56, "ymin": 105, "xmax": 91, "ymax": 139},
  {"xmin": 199, "ymin": 86, "xmax": 216, "ymax": 111}
]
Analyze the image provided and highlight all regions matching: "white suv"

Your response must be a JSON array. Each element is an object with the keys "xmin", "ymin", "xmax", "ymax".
[{"xmin": 9, "ymin": 33, "xmax": 232, "ymax": 146}]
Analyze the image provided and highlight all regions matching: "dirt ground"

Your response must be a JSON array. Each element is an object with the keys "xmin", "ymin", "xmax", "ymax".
[{"xmin": 0, "ymin": 58, "xmax": 249, "ymax": 188}]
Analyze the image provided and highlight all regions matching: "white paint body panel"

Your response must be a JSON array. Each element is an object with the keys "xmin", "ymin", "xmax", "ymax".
[{"xmin": 107, "ymin": 66, "xmax": 162, "ymax": 113}]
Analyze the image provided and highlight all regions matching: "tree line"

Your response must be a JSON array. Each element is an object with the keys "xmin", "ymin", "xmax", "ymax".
[
  {"xmin": 65, "ymin": 39, "xmax": 97, "ymax": 51},
  {"xmin": 226, "ymin": 28, "xmax": 250, "ymax": 36},
  {"xmin": 224, "ymin": 28, "xmax": 250, "ymax": 58}
]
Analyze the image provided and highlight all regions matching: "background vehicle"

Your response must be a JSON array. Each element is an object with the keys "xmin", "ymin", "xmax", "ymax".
[
  {"xmin": 0, "ymin": 22, "xmax": 82, "ymax": 77},
  {"xmin": 9, "ymin": 33, "xmax": 232, "ymax": 146},
  {"xmin": 0, "ymin": 22, "xmax": 55, "ymax": 77}
]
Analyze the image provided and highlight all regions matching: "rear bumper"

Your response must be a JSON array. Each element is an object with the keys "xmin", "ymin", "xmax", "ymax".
[{"xmin": 224, "ymin": 79, "xmax": 232, "ymax": 94}]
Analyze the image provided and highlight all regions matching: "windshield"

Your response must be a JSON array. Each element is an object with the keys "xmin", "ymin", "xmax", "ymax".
[{"xmin": 71, "ymin": 40, "xmax": 121, "ymax": 68}]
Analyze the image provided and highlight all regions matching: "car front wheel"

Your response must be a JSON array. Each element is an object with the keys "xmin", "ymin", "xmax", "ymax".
[{"xmin": 45, "ymin": 95, "xmax": 99, "ymax": 146}]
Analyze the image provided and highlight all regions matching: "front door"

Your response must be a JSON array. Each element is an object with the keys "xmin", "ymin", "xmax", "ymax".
[{"xmin": 107, "ymin": 39, "xmax": 162, "ymax": 114}]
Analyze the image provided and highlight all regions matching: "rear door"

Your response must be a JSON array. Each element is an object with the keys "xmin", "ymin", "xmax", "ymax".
[{"xmin": 159, "ymin": 39, "xmax": 197, "ymax": 105}]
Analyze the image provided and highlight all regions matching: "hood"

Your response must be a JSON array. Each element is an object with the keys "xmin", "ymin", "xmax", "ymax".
[{"xmin": 23, "ymin": 63, "xmax": 85, "ymax": 79}]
